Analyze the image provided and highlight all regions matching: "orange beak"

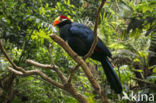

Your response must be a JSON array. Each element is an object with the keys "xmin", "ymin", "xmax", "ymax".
[
  {"xmin": 52, "ymin": 20, "xmax": 60, "ymax": 26},
  {"xmin": 52, "ymin": 16, "xmax": 60, "ymax": 26}
]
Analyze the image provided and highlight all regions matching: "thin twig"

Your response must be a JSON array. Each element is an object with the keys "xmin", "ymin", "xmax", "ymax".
[
  {"xmin": 8, "ymin": 67, "xmax": 64, "ymax": 89},
  {"xmin": 26, "ymin": 59, "xmax": 52, "ymax": 68},
  {"xmin": 68, "ymin": 64, "xmax": 80, "ymax": 83},
  {"xmin": 131, "ymin": 77, "xmax": 156, "ymax": 86},
  {"xmin": 115, "ymin": 0, "xmax": 120, "ymax": 11},
  {"xmin": 48, "ymin": 41, "xmax": 55, "ymax": 65},
  {"xmin": 8, "ymin": 67, "xmax": 23, "ymax": 75},
  {"xmin": 0, "ymin": 41, "xmax": 25, "ymax": 73},
  {"xmin": 26, "ymin": 59, "xmax": 67, "ymax": 83},
  {"xmin": 84, "ymin": 0, "xmax": 106, "ymax": 59}
]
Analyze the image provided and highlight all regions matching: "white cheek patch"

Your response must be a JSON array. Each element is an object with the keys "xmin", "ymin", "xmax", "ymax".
[{"xmin": 62, "ymin": 19, "xmax": 67, "ymax": 21}]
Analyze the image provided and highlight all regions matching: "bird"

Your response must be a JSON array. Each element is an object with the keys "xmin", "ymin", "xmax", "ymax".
[{"xmin": 52, "ymin": 15, "xmax": 122, "ymax": 93}]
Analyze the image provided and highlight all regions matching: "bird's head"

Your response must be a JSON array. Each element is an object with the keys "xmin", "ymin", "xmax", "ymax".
[{"xmin": 52, "ymin": 15, "xmax": 71, "ymax": 26}]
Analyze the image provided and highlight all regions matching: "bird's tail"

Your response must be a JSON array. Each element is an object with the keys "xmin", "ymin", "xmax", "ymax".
[{"xmin": 101, "ymin": 57, "xmax": 122, "ymax": 93}]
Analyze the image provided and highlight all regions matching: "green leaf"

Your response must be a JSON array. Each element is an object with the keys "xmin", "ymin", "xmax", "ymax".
[{"xmin": 109, "ymin": 43, "xmax": 125, "ymax": 49}]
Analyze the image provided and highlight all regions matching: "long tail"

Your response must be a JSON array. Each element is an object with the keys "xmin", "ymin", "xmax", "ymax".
[{"xmin": 101, "ymin": 57, "xmax": 122, "ymax": 93}]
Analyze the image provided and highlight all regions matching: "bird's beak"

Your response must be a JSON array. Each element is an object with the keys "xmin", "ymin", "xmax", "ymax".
[{"xmin": 52, "ymin": 17, "xmax": 60, "ymax": 26}]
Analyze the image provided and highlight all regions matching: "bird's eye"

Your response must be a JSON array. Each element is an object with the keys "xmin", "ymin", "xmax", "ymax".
[{"xmin": 59, "ymin": 18, "xmax": 62, "ymax": 21}]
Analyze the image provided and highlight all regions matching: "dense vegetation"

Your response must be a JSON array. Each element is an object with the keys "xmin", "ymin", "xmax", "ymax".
[{"xmin": 0, "ymin": 0, "xmax": 155, "ymax": 103}]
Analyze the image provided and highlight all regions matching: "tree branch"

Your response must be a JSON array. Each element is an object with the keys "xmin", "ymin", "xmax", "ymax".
[
  {"xmin": 84, "ymin": 0, "xmax": 106, "ymax": 59},
  {"xmin": 50, "ymin": 34, "xmax": 109, "ymax": 103},
  {"xmin": 26, "ymin": 59, "xmax": 52, "ymax": 68},
  {"xmin": 0, "ymin": 41, "xmax": 25, "ymax": 73},
  {"xmin": 8, "ymin": 67, "xmax": 64, "ymax": 89},
  {"xmin": 8, "ymin": 67, "xmax": 23, "ymax": 75},
  {"xmin": 0, "ymin": 41, "xmax": 64, "ymax": 89},
  {"xmin": 0, "ymin": 40, "xmax": 88, "ymax": 103},
  {"xmin": 131, "ymin": 77, "xmax": 156, "ymax": 87},
  {"xmin": 26, "ymin": 59, "xmax": 67, "ymax": 83},
  {"xmin": 68, "ymin": 64, "xmax": 80, "ymax": 83},
  {"xmin": 48, "ymin": 41, "xmax": 55, "ymax": 65}
]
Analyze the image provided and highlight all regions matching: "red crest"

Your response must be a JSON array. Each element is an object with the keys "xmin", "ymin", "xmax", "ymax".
[{"xmin": 60, "ymin": 15, "xmax": 70, "ymax": 20}]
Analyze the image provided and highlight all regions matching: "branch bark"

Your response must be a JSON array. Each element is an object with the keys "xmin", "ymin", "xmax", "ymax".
[
  {"xmin": 8, "ymin": 67, "xmax": 64, "ymax": 89},
  {"xmin": 26, "ymin": 59, "xmax": 67, "ymax": 84},
  {"xmin": 50, "ymin": 34, "xmax": 109, "ymax": 103},
  {"xmin": 0, "ymin": 41, "xmax": 88, "ymax": 103},
  {"xmin": 68, "ymin": 64, "xmax": 80, "ymax": 83},
  {"xmin": 84, "ymin": 0, "xmax": 106, "ymax": 59},
  {"xmin": 131, "ymin": 77, "xmax": 156, "ymax": 87},
  {"xmin": 0, "ymin": 41, "xmax": 25, "ymax": 73}
]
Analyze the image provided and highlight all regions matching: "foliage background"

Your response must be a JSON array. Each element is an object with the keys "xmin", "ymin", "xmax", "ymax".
[{"xmin": 0, "ymin": 0, "xmax": 155, "ymax": 103}]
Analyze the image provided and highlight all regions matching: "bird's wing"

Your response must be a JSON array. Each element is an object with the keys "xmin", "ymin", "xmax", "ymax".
[
  {"xmin": 70, "ymin": 23, "xmax": 94, "ymax": 42},
  {"xmin": 70, "ymin": 23, "xmax": 112, "ymax": 57}
]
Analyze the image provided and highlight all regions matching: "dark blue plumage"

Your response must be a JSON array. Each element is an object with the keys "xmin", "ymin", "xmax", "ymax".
[{"xmin": 54, "ymin": 16, "xmax": 122, "ymax": 93}]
